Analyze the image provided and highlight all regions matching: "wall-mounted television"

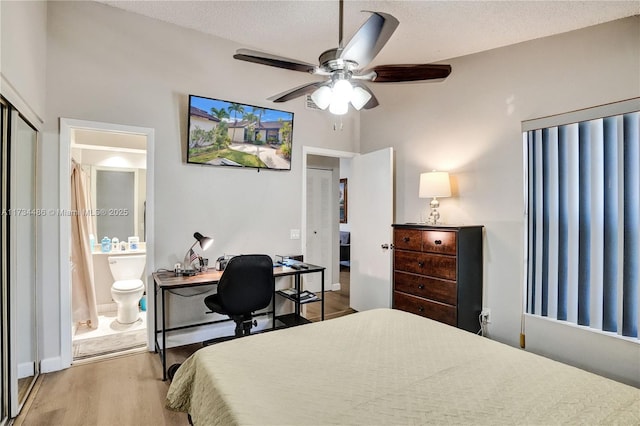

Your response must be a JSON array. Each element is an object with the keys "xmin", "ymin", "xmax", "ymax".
[{"xmin": 187, "ymin": 94, "xmax": 294, "ymax": 171}]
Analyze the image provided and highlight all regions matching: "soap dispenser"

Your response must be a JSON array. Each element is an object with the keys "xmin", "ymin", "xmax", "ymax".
[{"xmin": 101, "ymin": 236, "xmax": 111, "ymax": 253}]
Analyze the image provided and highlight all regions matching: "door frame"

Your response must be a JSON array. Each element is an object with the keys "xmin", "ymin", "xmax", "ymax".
[
  {"xmin": 302, "ymin": 146, "xmax": 356, "ymax": 283},
  {"xmin": 58, "ymin": 118, "xmax": 155, "ymax": 369}
]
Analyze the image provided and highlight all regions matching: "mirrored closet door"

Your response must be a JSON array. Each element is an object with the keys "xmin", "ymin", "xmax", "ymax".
[
  {"xmin": 1, "ymin": 97, "xmax": 39, "ymax": 420},
  {"xmin": 1, "ymin": 98, "xmax": 9, "ymax": 426}
]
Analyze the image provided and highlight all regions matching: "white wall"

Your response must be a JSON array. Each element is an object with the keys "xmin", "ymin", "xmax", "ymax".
[
  {"xmin": 0, "ymin": 0, "xmax": 47, "ymax": 127},
  {"xmin": 360, "ymin": 16, "xmax": 640, "ymax": 383},
  {"xmin": 40, "ymin": 1, "xmax": 358, "ymax": 360}
]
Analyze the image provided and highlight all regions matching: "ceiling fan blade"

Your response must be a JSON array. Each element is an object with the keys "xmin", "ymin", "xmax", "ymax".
[
  {"xmin": 234, "ymin": 49, "xmax": 317, "ymax": 73},
  {"xmin": 351, "ymin": 82, "xmax": 379, "ymax": 110},
  {"xmin": 268, "ymin": 81, "xmax": 327, "ymax": 103},
  {"xmin": 366, "ymin": 64, "xmax": 452, "ymax": 83},
  {"xmin": 340, "ymin": 11, "xmax": 399, "ymax": 69}
]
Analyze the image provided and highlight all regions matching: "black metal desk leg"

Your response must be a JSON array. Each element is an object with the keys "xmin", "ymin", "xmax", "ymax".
[
  {"xmin": 321, "ymin": 270, "xmax": 325, "ymax": 321},
  {"xmin": 272, "ymin": 281, "xmax": 276, "ymax": 330},
  {"xmin": 294, "ymin": 273, "xmax": 301, "ymax": 321},
  {"xmin": 154, "ymin": 283, "xmax": 158, "ymax": 353},
  {"xmin": 162, "ymin": 288, "xmax": 167, "ymax": 381}
]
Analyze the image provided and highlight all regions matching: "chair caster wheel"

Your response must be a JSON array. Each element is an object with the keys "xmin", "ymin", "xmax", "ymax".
[{"xmin": 168, "ymin": 363, "xmax": 181, "ymax": 380}]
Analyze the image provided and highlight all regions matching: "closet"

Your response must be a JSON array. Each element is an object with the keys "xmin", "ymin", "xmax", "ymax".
[{"xmin": 1, "ymin": 97, "xmax": 40, "ymax": 422}]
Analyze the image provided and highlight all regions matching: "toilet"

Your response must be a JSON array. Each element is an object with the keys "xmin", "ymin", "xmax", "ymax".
[{"xmin": 108, "ymin": 255, "xmax": 146, "ymax": 324}]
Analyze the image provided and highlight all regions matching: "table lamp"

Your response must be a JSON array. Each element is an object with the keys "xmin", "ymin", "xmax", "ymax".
[
  {"xmin": 419, "ymin": 171, "xmax": 451, "ymax": 224},
  {"xmin": 184, "ymin": 232, "xmax": 213, "ymax": 270}
]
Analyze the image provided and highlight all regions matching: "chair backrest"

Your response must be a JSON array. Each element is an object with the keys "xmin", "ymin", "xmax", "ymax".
[{"xmin": 216, "ymin": 254, "xmax": 274, "ymax": 315}]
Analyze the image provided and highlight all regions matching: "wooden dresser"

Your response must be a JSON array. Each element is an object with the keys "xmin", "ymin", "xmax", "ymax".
[{"xmin": 392, "ymin": 224, "xmax": 483, "ymax": 333}]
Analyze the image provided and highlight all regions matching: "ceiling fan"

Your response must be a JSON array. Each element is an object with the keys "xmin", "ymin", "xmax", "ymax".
[{"xmin": 233, "ymin": 0, "xmax": 452, "ymax": 115}]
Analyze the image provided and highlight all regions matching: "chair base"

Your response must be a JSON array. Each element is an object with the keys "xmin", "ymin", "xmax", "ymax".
[
  {"xmin": 202, "ymin": 314, "xmax": 258, "ymax": 346},
  {"xmin": 232, "ymin": 314, "xmax": 257, "ymax": 337}
]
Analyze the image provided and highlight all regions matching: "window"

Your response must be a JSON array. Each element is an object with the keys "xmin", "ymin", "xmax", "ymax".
[{"xmin": 524, "ymin": 99, "xmax": 639, "ymax": 339}]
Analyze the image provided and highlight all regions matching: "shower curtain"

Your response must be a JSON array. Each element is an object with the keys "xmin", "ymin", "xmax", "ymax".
[{"xmin": 71, "ymin": 160, "xmax": 99, "ymax": 328}]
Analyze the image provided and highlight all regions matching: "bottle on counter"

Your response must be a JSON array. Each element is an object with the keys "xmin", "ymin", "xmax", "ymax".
[
  {"xmin": 128, "ymin": 236, "xmax": 139, "ymax": 251},
  {"xmin": 111, "ymin": 237, "xmax": 119, "ymax": 251},
  {"xmin": 101, "ymin": 236, "xmax": 111, "ymax": 253}
]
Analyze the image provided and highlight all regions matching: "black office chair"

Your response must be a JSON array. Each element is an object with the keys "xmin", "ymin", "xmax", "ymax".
[{"xmin": 204, "ymin": 254, "xmax": 274, "ymax": 338}]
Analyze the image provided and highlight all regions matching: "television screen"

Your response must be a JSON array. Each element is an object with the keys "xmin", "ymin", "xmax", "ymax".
[{"xmin": 187, "ymin": 94, "xmax": 294, "ymax": 171}]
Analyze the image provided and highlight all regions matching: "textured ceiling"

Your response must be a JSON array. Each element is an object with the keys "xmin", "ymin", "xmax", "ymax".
[{"xmin": 99, "ymin": 0, "xmax": 639, "ymax": 66}]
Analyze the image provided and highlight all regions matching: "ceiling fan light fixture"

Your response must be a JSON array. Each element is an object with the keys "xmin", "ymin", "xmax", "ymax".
[
  {"xmin": 311, "ymin": 86, "xmax": 332, "ymax": 110},
  {"xmin": 350, "ymin": 86, "xmax": 372, "ymax": 110},
  {"xmin": 332, "ymin": 79, "xmax": 353, "ymax": 103}
]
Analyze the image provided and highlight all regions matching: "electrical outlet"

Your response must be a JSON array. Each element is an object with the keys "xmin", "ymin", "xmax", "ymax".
[
  {"xmin": 481, "ymin": 308, "xmax": 491, "ymax": 324},
  {"xmin": 290, "ymin": 229, "xmax": 300, "ymax": 240}
]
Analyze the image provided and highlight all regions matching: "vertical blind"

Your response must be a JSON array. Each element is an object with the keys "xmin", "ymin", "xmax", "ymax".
[{"xmin": 525, "ymin": 106, "xmax": 639, "ymax": 339}]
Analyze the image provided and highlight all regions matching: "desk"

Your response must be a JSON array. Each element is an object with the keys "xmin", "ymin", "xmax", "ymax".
[{"xmin": 153, "ymin": 264, "xmax": 325, "ymax": 380}]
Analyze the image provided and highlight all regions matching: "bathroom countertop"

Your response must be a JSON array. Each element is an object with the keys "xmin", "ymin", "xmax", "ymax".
[{"xmin": 92, "ymin": 250, "xmax": 146, "ymax": 255}]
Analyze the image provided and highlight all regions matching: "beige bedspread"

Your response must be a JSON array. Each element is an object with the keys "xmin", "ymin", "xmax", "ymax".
[{"xmin": 166, "ymin": 308, "xmax": 639, "ymax": 425}]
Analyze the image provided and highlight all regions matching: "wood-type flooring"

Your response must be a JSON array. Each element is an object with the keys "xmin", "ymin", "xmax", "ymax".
[{"xmin": 14, "ymin": 267, "xmax": 354, "ymax": 425}]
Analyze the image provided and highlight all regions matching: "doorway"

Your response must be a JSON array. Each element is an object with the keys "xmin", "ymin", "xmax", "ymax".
[
  {"xmin": 303, "ymin": 146, "xmax": 395, "ymax": 315},
  {"xmin": 59, "ymin": 119, "xmax": 155, "ymax": 369},
  {"xmin": 303, "ymin": 148, "xmax": 355, "ymax": 320}
]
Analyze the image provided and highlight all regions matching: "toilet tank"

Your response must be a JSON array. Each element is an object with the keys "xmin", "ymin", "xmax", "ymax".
[{"xmin": 108, "ymin": 255, "xmax": 146, "ymax": 281}]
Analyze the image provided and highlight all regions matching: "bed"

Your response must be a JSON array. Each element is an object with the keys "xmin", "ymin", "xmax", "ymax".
[{"xmin": 166, "ymin": 308, "xmax": 639, "ymax": 425}]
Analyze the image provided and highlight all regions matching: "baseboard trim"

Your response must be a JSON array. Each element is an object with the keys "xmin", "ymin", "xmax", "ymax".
[
  {"xmin": 332, "ymin": 283, "xmax": 341, "ymax": 291},
  {"xmin": 18, "ymin": 362, "xmax": 35, "ymax": 379},
  {"xmin": 40, "ymin": 356, "xmax": 64, "ymax": 373}
]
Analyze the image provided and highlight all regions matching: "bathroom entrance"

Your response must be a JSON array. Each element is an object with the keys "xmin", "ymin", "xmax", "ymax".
[{"xmin": 59, "ymin": 119, "xmax": 155, "ymax": 366}]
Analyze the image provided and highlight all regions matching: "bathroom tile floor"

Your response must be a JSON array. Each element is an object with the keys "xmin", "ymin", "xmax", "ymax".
[
  {"xmin": 72, "ymin": 310, "xmax": 148, "ymax": 362},
  {"xmin": 74, "ymin": 310, "xmax": 147, "ymax": 340}
]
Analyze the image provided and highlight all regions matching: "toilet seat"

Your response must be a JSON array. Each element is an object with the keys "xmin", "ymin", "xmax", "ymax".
[{"xmin": 112, "ymin": 279, "xmax": 144, "ymax": 292}]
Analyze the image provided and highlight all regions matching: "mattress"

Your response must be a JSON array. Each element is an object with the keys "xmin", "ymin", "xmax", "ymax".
[{"xmin": 166, "ymin": 308, "xmax": 639, "ymax": 425}]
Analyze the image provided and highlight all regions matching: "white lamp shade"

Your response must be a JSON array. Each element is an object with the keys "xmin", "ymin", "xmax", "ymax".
[
  {"xmin": 419, "ymin": 171, "xmax": 451, "ymax": 198},
  {"xmin": 311, "ymin": 86, "xmax": 332, "ymax": 110},
  {"xmin": 332, "ymin": 79, "xmax": 353, "ymax": 103},
  {"xmin": 329, "ymin": 99, "xmax": 349, "ymax": 115},
  {"xmin": 350, "ymin": 86, "xmax": 372, "ymax": 110}
]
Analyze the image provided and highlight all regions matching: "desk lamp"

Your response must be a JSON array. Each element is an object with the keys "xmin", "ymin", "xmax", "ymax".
[
  {"xmin": 419, "ymin": 171, "xmax": 451, "ymax": 225},
  {"xmin": 184, "ymin": 232, "xmax": 213, "ymax": 271}
]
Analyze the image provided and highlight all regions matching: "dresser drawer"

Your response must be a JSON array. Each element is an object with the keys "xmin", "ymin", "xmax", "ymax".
[
  {"xmin": 394, "ymin": 229, "xmax": 422, "ymax": 251},
  {"xmin": 422, "ymin": 230, "xmax": 457, "ymax": 255},
  {"xmin": 394, "ymin": 250, "xmax": 457, "ymax": 281},
  {"xmin": 394, "ymin": 271, "xmax": 457, "ymax": 305},
  {"xmin": 393, "ymin": 292, "xmax": 456, "ymax": 326}
]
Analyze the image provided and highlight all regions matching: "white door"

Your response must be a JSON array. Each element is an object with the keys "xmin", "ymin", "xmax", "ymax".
[
  {"xmin": 350, "ymin": 148, "xmax": 394, "ymax": 311},
  {"xmin": 306, "ymin": 168, "xmax": 333, "ymax": 292}
]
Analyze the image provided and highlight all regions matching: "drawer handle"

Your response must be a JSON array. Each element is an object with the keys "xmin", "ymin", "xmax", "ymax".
[
  {"xmin": 434, "ymin": 240, "xmax": 442, "ymax": 245},
  {"xmin": 417, "ymin": 261, "xmax": 424, "ymax": 267},
  {"xmin": 418, "ymin": 306, "xmax": 425, "ymax": 312},
  {"xmin": 417, "ymin": 284, "xmax": 425, "ymax": 290},
  {"xmin": 403, "ymin": 237, "xmax": 410, "ymax": 242}
]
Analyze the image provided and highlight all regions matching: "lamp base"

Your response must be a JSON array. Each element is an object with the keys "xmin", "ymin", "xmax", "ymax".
[{"xmin": 426, "ymin": 197, "xmax": 441, "ymax": 225}]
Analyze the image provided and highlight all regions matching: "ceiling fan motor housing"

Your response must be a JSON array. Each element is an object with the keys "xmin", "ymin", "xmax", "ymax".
[{"xmin": 319, "ymin": 48, "xmax": 359, "ymax": 73}]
